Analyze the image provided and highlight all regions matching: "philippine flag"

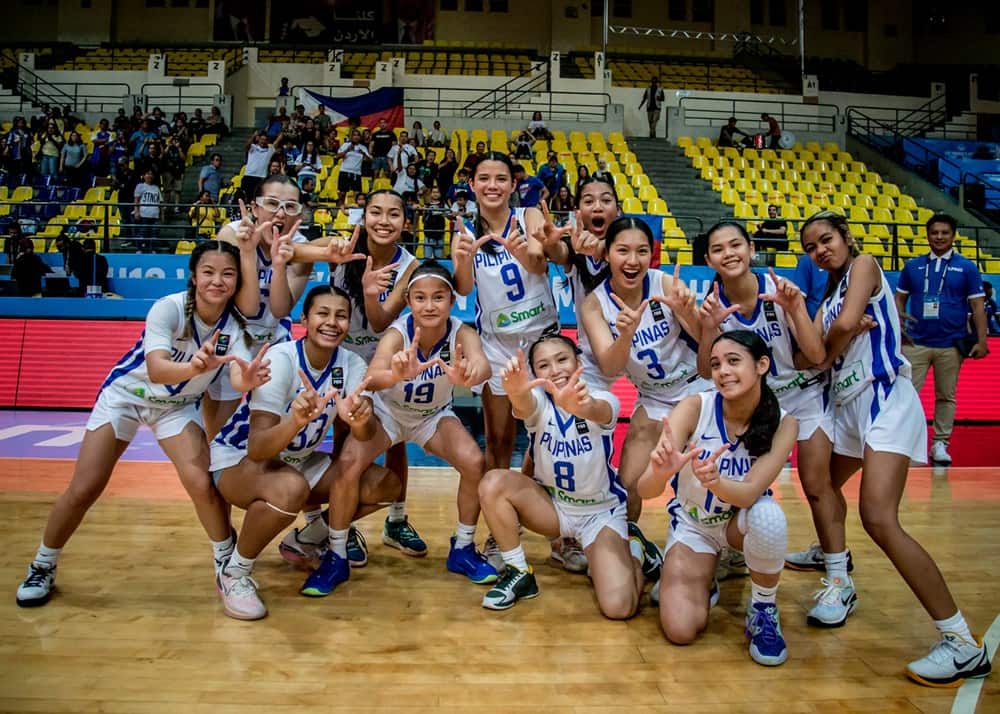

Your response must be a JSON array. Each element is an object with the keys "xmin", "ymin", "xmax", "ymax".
[{"xmin": 298, "ymin": 87, "xmax": 405, "ymax": 129}]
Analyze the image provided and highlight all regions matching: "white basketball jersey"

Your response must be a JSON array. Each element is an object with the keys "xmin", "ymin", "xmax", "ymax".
[
  {"xmin": 820, "ymin": 262, "xmax": 910, "ymax": 405},
  {"xmin": 718, "ymin": 272, "xmax": 826, "ymax": 403},
  {"xmin": 592, "ymin": 269, "xmax": 708, "ymax": 404},
  {"xmin": 100, "ymin": 292, "xmax": 251, "ymax": 407},
  {"xmin": 524, "ymin": 388, "xmax": 625, "ymax": 514},
  {"xmin": 214, "ymin": 339, "xmax": 367, "ymax": 466},
  {"xmin": 468, "ymin": 208, "xmax": 558, "ymax": 340},
  {"xmin": 331, "ymin": 245, "xmax": 417, "ymax": 362},
  {"xmin": 374, "ymin": 314, "xmax": 462, "ymax": 419},
  {"xmin": 672, "ymin": 391, "xmax": 776, "ymax": 526},
  {"xmin": 224, "ymin": 219, "xmax": 307, "ymax": 345},
  {"xmin": 569, "ymin": 257, "xmax": 609, "ymax": 383}
]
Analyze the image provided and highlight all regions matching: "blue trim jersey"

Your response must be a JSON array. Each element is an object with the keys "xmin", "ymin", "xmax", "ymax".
[
  {"xmin": 671, "ymin": 391, "xmax": 782, "ymax": 526},
  {"xmin": 821, "ymin": 261, "xmax": 910, "ymax": 405},
  {"xmin": 569, "ymin": 256, "xmax": 609, "ymax": 383},
  {"xmin": 224, "ymin": 219, "xmax": 308, "ymax": 345},
  {"xmin": 331, "ymin": 245, "xmax": 418, "ymax": 362},
  {"xmin": 467, "ymin": 208, "xmax": 558, "ymax": 342},
  {"xmin": 524, "ymin": 387, "xmax": 625, "ymax": 515},
  {"xmin": 592, "ymin": 269, "xmax": 709, "ymax": 405},
  {"xmin": 99, "ymin": 291, "xmax": 252, "ymax": 408},
  {"xmin": 718, "ymin": 271, "xmax": 827, "ymax": 403},
  {"xmin": 213, "ymin": 339, "xmax": 367, "ymax": 468},
  {"xmin": 374, "ymin": 314, "xmax": 462, "ymax": 420}
]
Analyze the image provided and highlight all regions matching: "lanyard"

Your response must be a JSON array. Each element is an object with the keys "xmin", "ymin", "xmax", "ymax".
[{"xmin": 923, "ymin": 254, "xmax": 952, "ymax": 297}]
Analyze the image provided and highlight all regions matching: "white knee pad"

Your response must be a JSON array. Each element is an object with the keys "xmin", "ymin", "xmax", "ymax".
[{"xmin": 737, "ymin": 497, "xmax": 787, "ymax": 575}]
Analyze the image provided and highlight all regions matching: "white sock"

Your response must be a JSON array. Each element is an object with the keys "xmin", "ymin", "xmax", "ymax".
[
  {"xmin": 304, "ymin": 508, "xmax": 323, "ymax": 523},
  {"xmin": 751, "ymin": 582, "xmax": 778, "ymax": 605},
  {"xmin": 34, "ymin": 542, "xmax": 61, "ymax": 568},
  {"xmin": 500, "ymin": 545, "xmax": 528, "ymax": 572},
  {"xmin": 211, "ymin": 534, "xmax": 235, "ymax": 564},
  {"xmin": 224, "ymin": 548, "xmax": 256, "ymax": 577},
  {"xmin": 454, "ymin": 522, "xmax": 476, "ymax": 548},
  {"xmin": 388, "ymin": 502, "xmax": 406, "ymax": 523},
  {"xmin": 824, "ymin": 549, "xmax": 850, "ymax": 583},
  {"xmin": 329, "ymin": 527, "xmax": 349, "ymax": 558},
  {"xmin": 935, "ymin": 610, "xmax": 974, "ymax": 643}
]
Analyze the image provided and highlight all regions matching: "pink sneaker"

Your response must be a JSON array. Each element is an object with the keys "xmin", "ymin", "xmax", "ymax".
[{"xmin": 217, "ymin": 571, "xmax": 267, "ymax": 620}]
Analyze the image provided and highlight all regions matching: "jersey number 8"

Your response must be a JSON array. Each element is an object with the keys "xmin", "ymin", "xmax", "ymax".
[{"xmin": 553, "ymin": 461, "xmax": 576, "ymax": 492}]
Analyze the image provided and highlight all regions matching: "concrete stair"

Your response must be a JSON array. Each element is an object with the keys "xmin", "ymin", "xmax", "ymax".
[{"xmin": 627, "ymin": 137, "xmax": 730, "ymax": 240}]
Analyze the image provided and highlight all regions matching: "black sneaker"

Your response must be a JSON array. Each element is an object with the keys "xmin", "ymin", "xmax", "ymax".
[
  {"xmin": 482, "ymin": 566, "xmax": 539, "ymax": 610},
  {"xmin": 628, "ymin": 521, "xmax": 663, "ymax": 582},
  {"xmin": 346, "ymin": 526, "xmax": 368, "ymax": 568}
]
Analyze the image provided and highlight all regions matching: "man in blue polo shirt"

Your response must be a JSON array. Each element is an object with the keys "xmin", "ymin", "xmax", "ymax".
[
  {"xmin": 895, "ymin": 213, "xmax": 990, "ymax": 465},
  {"xmin": 513, "ymin": 164, "xmax": 548, "ymax": 209}
]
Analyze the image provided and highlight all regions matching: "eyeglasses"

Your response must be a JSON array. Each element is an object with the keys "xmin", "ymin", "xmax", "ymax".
[{"xmin": 255, "ymin": 197, "xmax": 303, "ymax": 216}]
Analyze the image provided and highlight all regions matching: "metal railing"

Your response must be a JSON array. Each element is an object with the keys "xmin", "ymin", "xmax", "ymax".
[
  {"xmin": 461, "ymin": 61, "xmax": 549, "ymax": 118},
  {"xmin": 678, "ymin": 96, "xmax": 839, "ymax": 134},
  {"xmin": 405, "ymin": 85, "xmax": 611, "ymax": 123},
  {"xmin": 139, "ymin": 82, "xmax": 224, "ymax": 116}
]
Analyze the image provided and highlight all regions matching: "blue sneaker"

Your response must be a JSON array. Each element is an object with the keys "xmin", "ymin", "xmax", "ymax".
[
  {"xmin": 300, "ymin": 551, "xmax": 349, "ymax": 597},
  {"xmin": 446, "ymin": 537, "xmax": 499, "ymax": 584},
  {"xmin": 745, "ymin": 601, "xmax": 788, "ymax": 666}
]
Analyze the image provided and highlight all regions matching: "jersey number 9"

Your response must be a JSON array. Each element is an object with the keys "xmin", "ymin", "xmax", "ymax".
[{"xmin": 500, "ymin": 263, "xmax": 525, "ymax": 301}]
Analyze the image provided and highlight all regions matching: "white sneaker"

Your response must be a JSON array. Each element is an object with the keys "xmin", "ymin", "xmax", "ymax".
[
  {"xmin": 906, "ymin": 633, "xmax": 991, "ymax": 687},
  {"xmin": 483, "ymin": 534, "xmax": 504, "ymax": 573},
  {"xmin": 16, "ymin": 562, "xmax": 56, "ymax": 607},
  {"xmin": 715, "ymin": 546, "xmax": 748, "ymax": 580},
  {"xmin": 807, "ymin": 576, "xmax": 857, "ymax": 627},
  {"xmin": 217, "ymin": 570, "xmax": 267, "ymax": 620},
  {"xmin": 278, "ymin": 519, "xmax": 328, "ymax": 570},
  {"xmin": 931, "ymin": 441, "xmax": 952, "ymax": 465},
  {"xmin": 550, "ymin": 537, "xmax": 588, "ymax": 573}
]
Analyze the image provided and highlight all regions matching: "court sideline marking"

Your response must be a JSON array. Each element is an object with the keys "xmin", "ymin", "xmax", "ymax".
[{"xmin": 951, "ymin": 613, "xmax": 1000, "ymax": 714}]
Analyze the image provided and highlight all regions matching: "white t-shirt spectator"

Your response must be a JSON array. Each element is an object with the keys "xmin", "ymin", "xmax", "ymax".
[
  {"xmin": 387, "ymin": 143, "xmax": 418, "ymax": 172},
  {"xmin": 347, "ymin": 207, "xmax": 364, "ymax": 226},
  {"xmin": 245, "ymin": 144, "xmax": 274, "ymax": 178},
  {"xmin": 449, "ymin": 200, "xmax": 478, "ymax": 219},
  {"xmin": 135, "ymin": 182, "xmax": 162, "ymax": 219},
  {"xmin": 393, "ymin": 173, "xmax": 424, "ymax": 196},
  {"xmin": 338, "ymin": 141, "xmax": 370, "ymax": 175}
]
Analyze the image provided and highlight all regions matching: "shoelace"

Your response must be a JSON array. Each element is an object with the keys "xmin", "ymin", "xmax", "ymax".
[
  {"xmin": 398, "ymin": 521, "xmax": 422, "ymax": 543},
  {"xmin": 494, "ymin": 566, "xmax": 523, "ymax": 590},
  {"xmin": 812, "ymin": 577, "xmax": 847, "ymax": 605},
  {"xmin": 23, "ymin": 564, "xmax": 53, "ymax": 588},
  {"xmin": 226, "ymin": 573, "xmax": 259, "ymax": 597},
  {"xmin": 748, "ymin": 606, "xmax": 781, "ymax": 645},
  {"xmin": 922, "ymin": 633, "xmax": 975, "ymax": 665},
  {"xmin": 348, "ymin": 528, "xmax": 367, "ymax": 552}
]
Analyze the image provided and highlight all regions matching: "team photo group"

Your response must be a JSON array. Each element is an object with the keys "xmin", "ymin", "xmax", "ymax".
[{"xmin": 14, "ymin": 152, "xmax": 993, "ymax": 689}]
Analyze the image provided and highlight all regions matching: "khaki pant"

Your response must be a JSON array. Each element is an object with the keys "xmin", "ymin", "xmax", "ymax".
[{"xmin": 903, "ymin": 343, "xmax": 963, "ymax": 445}]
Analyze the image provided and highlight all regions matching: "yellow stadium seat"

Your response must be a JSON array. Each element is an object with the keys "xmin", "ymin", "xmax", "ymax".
[
  {"xmin": 897, "ymin": 194, "xmax": 917, "ymax": 210},
  {"xmin": 776, "ymin": 253, "xmax": 797, "ymax": 268},
  {"xmin": 622, "ymin": 197, "xmax": 643, "ymax": 213},
  {"xmin": 676, "ymin": 136, "xmax": 693, "ymax": 148},
  {"xmin": 638, "ymin": 185, "xmax": 659, "ymax": 202},
  {"xmin": 647, "ymin": 198, "xmax": 668, "ymax": 215}
]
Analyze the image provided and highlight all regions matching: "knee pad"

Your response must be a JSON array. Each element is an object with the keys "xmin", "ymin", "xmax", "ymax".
[{"xmin": 737, "ymin": 497, "xmax": 787, "ymax": 575}]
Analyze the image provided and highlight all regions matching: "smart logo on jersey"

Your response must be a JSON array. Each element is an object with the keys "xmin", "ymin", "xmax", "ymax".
[
  {"xmin": 130, "ymin": 387, "xmax": 146, "ymax": 398},
  {"xmin": 497, "ymin": 313, "xmax": 512, "ymax": 328},
  {"xmin": 492, "ymin": 300, "xmax": 549, "ymax": 330},
  {"xmin": 832, "ymin": 360, "xmax": 867, "ymax": 396}
]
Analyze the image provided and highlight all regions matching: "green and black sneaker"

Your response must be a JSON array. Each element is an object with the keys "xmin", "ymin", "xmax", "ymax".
[
  {"xmin": 382, "ymin": 516, "xmax": 428, "ymax": 557},
  {"xmin": 628, "ymin": 521, "xmax": 663, "ymax": 582},
  {"xmin": 482, "ymin": 566, "xmax": 539, "ymax": 610}
]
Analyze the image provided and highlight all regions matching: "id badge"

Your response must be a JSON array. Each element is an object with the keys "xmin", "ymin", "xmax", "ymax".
[{"xmin": 923, "ymin": 297, "xmax": 940, "ymax": 319}]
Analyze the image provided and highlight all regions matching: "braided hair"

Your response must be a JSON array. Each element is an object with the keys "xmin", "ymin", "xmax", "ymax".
[
  {"xmin": 710, "ymin": 330, "xmax": 780, "ymax": 458},
  {"xmin": 340, "ymin": 189, "xmax": 405, "ymax": 316},
  {"xmin": 182, "ymin": 240, "xmax": 252, "ymax": 348},
  {"xmin": 800, "ymin": 210, "xmax": 860, "ymax": 301}
]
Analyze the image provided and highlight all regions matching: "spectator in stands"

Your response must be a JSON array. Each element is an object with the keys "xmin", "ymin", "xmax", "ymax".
[
  {"xmin": 393, "ymin": 163, "xmax": 425, "ymax": 202},
  {"xmin": 463, "ymin": 141, "xmax": 488, "ymax": 173},
  {"xmin": 753, "ymin": 204, "xmax": 789, "ymax": 252},
  {"xmin": 108, "ymin": 132, "xmax": 129, "ymax": 175},
  {"xmin": 90, "ymin": 119, "xmax": 113, "ymax": 178},
  {"xmin": 188, "ymin": 189, "xmax": 226, "ymax": 240},
  {"xmin": 760, "ymin": 113, "xmax": 781, "ymax": 149},
  {"xmin": 62, "ymin": 105, "xmax": 82, "ymax": 133},
  {"xmin": 427, "ymin": 120, "xmax": 448, "ymax": 147},
  {"xmin": 312, "ymin": 104, "xmax": 332, "ymax": 138},
  {"xmin": 449, "ymin": 189, "xmax": 477, "ymax": 222},
  {"xmin": 528, "ymin": 111, "xmax": 554, "ymax": 141},
  {"xmin": 147, "ymin": 107, "xmax": 168, "ymax": 135},
  {"xmin": 198, "ymin": 153, "xmax": 224, "ymax": 202},
  {"xmin": 445, "ymin": 167, "xmax": 471, "ymax": 204},
  {"xmin": 137, "ymin": 140, "xmax": 166, "ymax": 183},
  {"xmin": 980, "ymin": 281, "xmax": 999, "ymax": 335},
  {"xmin": 537, "ymin": 151, "xmax": 566, "ymax": 196},
  {"xmin": 133, "ymin": 169, "xmax": 163, "ymax": 253},
  {"xmin": 162, "ymin": 136, "xmax": 187, "ymax": 211},
  {"xmin": 411, "ymin": 121, "xmax": 426, "ymax": 147},
  {"xmin": 437, "ymin": 147, "xmax": 459, "ymax": 196},
  {"xmin": 48, "ymin": 107, "xmax": 65, "ymax": 135},
  {"xmin": 130, "ymin": 119, "xmax": 158, "ymax": 160},
  {"xmin": 56, "ymin": 233, "xmax": 109, "ymax": 295},
  {"xmin": 359, "ymin": 128, "xmax": 374, "ymax": 179},
  {"xmin": 113, "ymin": 158, "xmax": 139, "ymax": 225},
  {"xmin": 575, "ymin": 165, "xmax": 591, "ymax": 196},
  {"xmin": 267, "ymin": 157, "xmax": 285, "ymax": 176},
  {"xmin": 297, "ymin": 174, "xmax": 319, "ymax": 238},
  {"xmin": 4, "ymin": 222, "xmax": 24, "ymax": 263},
  {"xmin": 60, "ymin": 131, "xmax": 88, "ymax": 188},
  {"xmin": 292, "ymin": 138, "xmax": 322, "ymax": 177},
  {"xmin": 417, "ymin": 150, "xmax": 438, "ymax": 188},
  {"xmin": 4, "ymin": 117, "xmax": 33, "ymax": 177},
  {"xmin": 593, "ymin": 157, "xmax": 615, "ymax": 187},
  {"xmin": 336, "ymin": 128, "xmax": 370, "ymax": 204},
  {"xmin": 37, "ymin": 123, "xmax": 65, "ymax": 178},
  {"xmin": 718, "ymin": 117, "xmax": 749, "ymax": 148},
  {"xmin": 370, "ymin": 118, "xmax": 397, "ymax": 178},
  {"xmin": 129, "ymin": 106, "xmax": 144, "ymax": 133},
  {"xmin": 11, "ymin": 239, "xmax": 51, "ymax": 297},
  {"xmin": 264, "ymin": 106, "xmax": 287, "ymax": 141},
  {"xmin": 242, "ymin": 131, "xmax": 274, "ymax": 200},
  {"xmin": 188, "ymin": 108, "xmax": 206, "ymax": 139},
  {"xmin": 277, "ymin": 77, "xmax": 291, "ymax": 98},
  {"xmin": 638, "ymin": 77, "xmax": 665, "ymax": 138},
  {"xmin": 422, "ymin": 186, "xmax": 447, "ymax": 259},
  {"xmin": 513, "ymin": 164, "xmax": 548, "ymax": 208},
  {"xmin": 387, "ymin": 131, "xmax": 418, "ymax": 181},
  {"xmin": 109, "ymin": 108, "xmax": 129, "ymax": 136},
  {"xmin": 548, "ymin": 185, "xmax": 573, "ymax": 223},
  {"xmin": 205, "ymin": 106, "xmax": 229, "ymax": 137},
  {"xmin": 170, "ymin": 116, "xmax": 191, "ymax": 151},
  {"xmin": 512, "ymin": 130, "xmax": 535, "ymax": 159},
  {"xmin": 895, "ymin": 213, "xmax": 990, "ymax": 465},
  {"xmin": 30, "ymin": 104, "xmax": 50, "ymax": 135},
  {"xmin": 344, "ymin": 191, "xmax": 366, "ymax": 226}
]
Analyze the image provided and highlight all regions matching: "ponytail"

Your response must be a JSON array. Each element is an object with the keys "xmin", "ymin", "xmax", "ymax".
[{"xmin": 800, "ymin": 210, "xmax": 860, "ymax": 301}]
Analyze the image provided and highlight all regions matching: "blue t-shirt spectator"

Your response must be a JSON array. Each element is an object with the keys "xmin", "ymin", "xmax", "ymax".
[
  {"xmin": 537, "ymin": 161, "xmax": 566, "ymax": 194},
  {"xmin": 129, "ymin": 129, "xmax": 158, "ymax": 159},
  {"xmin": 199, "ymin": 163, "xmax": 222, "ymax": 201},
  {"xmin": 896, "ymin": 249, "xmax": 985, "ymax": 347},
  {"xmin": 792, "ymin": 254, "xmax": 828, "ymax": 319},
  {"xmin": 516, "ymin": 176, "xmax": 546, "ymax": 208}
]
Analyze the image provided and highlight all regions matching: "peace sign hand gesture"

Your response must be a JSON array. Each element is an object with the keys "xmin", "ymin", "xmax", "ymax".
[
  {"xmin": 332, "ymin": 377, "xmax": 373, "ymax": 426},
  {"xmin": 648, "ymin": 417, "xmax": 701, "ymax": 478},
  {"xmin": 495, "ymin": 225, "xmax": 530, "ymax": 262},
  {"xmin": 362, "ymin": 257, "xmax": 400, "ymax": 299},
  {"xmin": 326, "ymin": 223, "xmax": 367, "ymax": 265},
  {"xmin": 451, "ymin": 222, "xmax": 492, "ymax": 266},
  {"xmin": 234, "ymin": 198, "xmax": 267, "ymax": 254},
  {"xmin": 291, "ymin": 367, "xmax": 336, "ymax": 428},
  {"xmin": 500, "ymin": 348, "xmax": 550, "ymax": 397},
  {"xmin": 609, "ymin": 292, "xmax": 649, "ymax": 337},
  {"xmin": 270, "ymin": 221, "xmax": 300, "ymax": 269},
  {"xmin": 532, "ymin": 201, "xmax": 572, "ymax": 249},
  {"xmin": 692, "ymin": 442, "xmax": 731, "ymax": 490},
  {"xmin": 698, "ymin": 282, "xmax": 741, "ymax": 329},
  {"xmin": 759, "ymin": 267, "xmax": 804, "ymax": 313},
  {"xmin": 389, "ymin": 327, "xmax": 437, "ymax": 382},
  {"xmin": 229, "ymin": 342, "xmax": 272, "ymax": 391},
  {"xmin": 190, "ymin": 331, "xmax": 235, "ymax": 375}
]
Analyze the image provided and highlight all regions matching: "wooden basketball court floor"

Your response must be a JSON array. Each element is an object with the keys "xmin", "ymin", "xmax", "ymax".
[{"xmin": 1, "ymin": 457, "xmax": 998, "ymax": 714}]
